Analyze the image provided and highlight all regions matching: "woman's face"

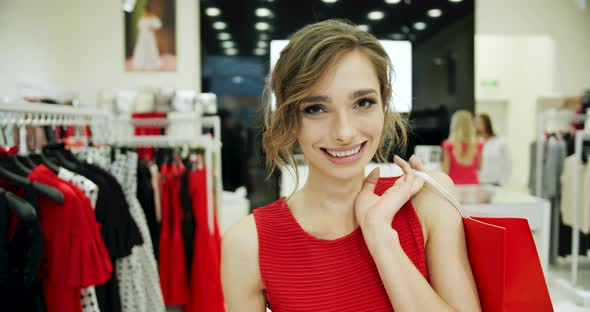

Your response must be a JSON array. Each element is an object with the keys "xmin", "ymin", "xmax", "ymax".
[
  {"xmin": 297, "ymin": 50, "xmax": 384, "ymax": 180},
  {"xmin": 475, "ymin": 116, "xmax": 485, "ymax": 136}
]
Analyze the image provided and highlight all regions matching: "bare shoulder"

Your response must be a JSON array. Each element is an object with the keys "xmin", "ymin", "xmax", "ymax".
[
  {"xmin": 410, "ymin": 171, "xmax": 463, "ymax": 244},
  {"xmin": 221, "ymin": 214, "xmax": 264, "ymax": 290}
]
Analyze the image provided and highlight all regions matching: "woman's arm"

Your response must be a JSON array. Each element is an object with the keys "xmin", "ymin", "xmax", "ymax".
[
  {"xmin": 221, "ymin": 215, "xmax": 267, "ymax": 312},
  {"xmin": 356, "ymin": 157, "xmax": 480, "ymax": 311}
]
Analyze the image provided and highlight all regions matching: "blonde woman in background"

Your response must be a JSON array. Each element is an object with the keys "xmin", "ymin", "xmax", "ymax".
[{"xmin": 441, "ymin": 110, "xmax": 483, "ymax": 185}]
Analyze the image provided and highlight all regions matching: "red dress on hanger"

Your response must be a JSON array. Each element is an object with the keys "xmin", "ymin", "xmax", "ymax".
[
  {"xmin": 158, "ymin": 163, "xmax": 189, "ymax": 305},
  {"xmin": 186, "ymin": 166, "xmax": 224, "ymax": 312},
  {"xmin": 29, "ymin": 165, "xmax": 112, "ymax": 312}
]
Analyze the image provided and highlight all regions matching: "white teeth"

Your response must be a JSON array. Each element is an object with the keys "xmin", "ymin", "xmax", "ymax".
[{"xmin": 326, "ymin": 145, "xmax": 362, "ymax": 158}]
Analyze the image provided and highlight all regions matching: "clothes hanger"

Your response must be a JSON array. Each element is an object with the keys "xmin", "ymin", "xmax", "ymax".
[
  {"xmin": 43, "ymin": 143, "xmax": 79, "ymax": 171},
  {"xmin": 0, "ymin": 186, "xmax": 37, "ymax": 222},
  {"xmin": 17, "ymin": 155, "xmax": 37, "ymax": 170},
  {"xmin": 0, "ymin": 164, "xmax": 64, "ymax": 203}
]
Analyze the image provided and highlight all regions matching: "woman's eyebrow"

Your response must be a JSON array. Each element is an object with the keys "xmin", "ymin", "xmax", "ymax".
[
  {"xmin": 301, "ymin": 88, "xmax": 377, "ymax": 104},
  {"xmin": 350, "ymin": 88, "xmax": 377, "ymax": 99}
]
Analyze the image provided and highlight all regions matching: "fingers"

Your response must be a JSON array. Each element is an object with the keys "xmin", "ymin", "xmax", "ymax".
[
  {"xmin": 392, "ymin": 155, "xmax": 424, "ymax": 196},
  {"xmin": 361, "ymin": 167, "xmax": 380, "ymax": 194},
  {"xmin": 409, "ymin": 155, "xmax": 425, "ymax": 172}
]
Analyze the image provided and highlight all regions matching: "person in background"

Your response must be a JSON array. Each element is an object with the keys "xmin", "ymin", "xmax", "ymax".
[
  {"xmin": 442, "ymin": 110, "xmax": 483, "ymax": 185},
  {"xmin": 476, "ymin": 113, "xmax": 512, "ymax": 186}
]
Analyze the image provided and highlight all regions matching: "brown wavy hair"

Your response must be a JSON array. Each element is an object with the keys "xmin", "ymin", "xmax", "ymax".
[{"xmin": 262, "ymin": 19, "xmax": 409, "ymax": 179}]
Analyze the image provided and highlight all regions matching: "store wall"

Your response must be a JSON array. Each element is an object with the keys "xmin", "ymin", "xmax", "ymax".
[
  {"xmin": 0, "ymin": 0, "xmax": 201, "ymax": 106},
  {"xmin": 477, "ymin": 0, "xmax": 590, "ymax": 95},
  {"xmin": 475, "ymin": 0, "xmax": 590, "ymax": 192}
]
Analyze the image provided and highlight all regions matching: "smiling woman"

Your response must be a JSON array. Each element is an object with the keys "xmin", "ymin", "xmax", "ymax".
[{"xmin": 221, "ymin": 19, "xmax": 481, "ymax": 312}]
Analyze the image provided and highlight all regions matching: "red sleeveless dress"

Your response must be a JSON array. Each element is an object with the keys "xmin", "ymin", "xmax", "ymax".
[{"xmin": 253, "ymin": 177, "xmax": 429, "ymax": 312}]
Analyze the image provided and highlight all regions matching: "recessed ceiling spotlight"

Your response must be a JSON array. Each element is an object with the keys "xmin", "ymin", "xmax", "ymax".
[
  {"xmin": 221, "ymin": 41, "xmax": 235, "ymax": 49},
  {"xmin": 254, "ymin": 48, "xmax": 266, "ymax": 55},
  {"xmin": 357, "ymin": 24, "xmax": 370, "ymax": 32},
  {"xmin": 259, "ymin": 33, "xmax": 270, "ymax": 40},
  {"xmin": 218, "ymin": 32, "xmax": 231, "ymax": 40},
  {"xmin": 213, "ymin": 21, "xmax": 227, "ymax": 30},
  {"xmin": 322, "ymin": 0, "xmax": 338, "ymax": 3},
  {"xmin": 232, "ymin": 76, "xmax": 244, "ymax": 84},
  {"xmin": 385, "ymin": 0, "xmax": 401, "ymax": 3},
  {"xmin": 449, "ymin": 0, "xmax": 463, "ymax": 2},
  {"xmin": 427, "ymin": 8, "xmax": 443, "ymax": 18},
  {"xmin": 391, "ymin": 33, "xmax": 404, "ymax": 40},
  {"xmin": 255, "ymin": 8, "xmax": 273, "ymax": 17},
  {"xmin": 402, "ymin": 26, "xmax": 410, "ymax": 33},
  {"xmin": 225, "ymin": 48, "xmax": 238, "ymax": 56},
  {"xmin": 367, "ymin": 11, "xmax": 385, "ymax": 20},
  {"xmin": 205, "ymin": 7, "xmax": 221, "ymax": 17},
  {"xmin": 258, "ymin": 41, "xmax": 268, "ymax": 48},
  {"xmin": 255, "ymin": 22, "xmax": 270, "ymax": 31},
  {"xmin": 413, "ymin": 21, "xmax": 427, "ymax": 30}
]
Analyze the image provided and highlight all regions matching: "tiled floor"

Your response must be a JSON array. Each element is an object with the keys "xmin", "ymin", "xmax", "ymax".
[{"xmin": 548, "ymin": 262, "xmax": 590, "ymax": 311}]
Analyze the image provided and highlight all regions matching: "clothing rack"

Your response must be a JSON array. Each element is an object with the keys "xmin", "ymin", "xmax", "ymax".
[
  {"xmin": 571, "ymin": 129, "xmax": 590, "ymax": 285},
  {"xmin": 0, "ymin": 100, "xmax": 223, "ymax": 235},
  {"xmin": 536, "ymin": 110, "xmax": 590, "ymax": 307},
  {"xmin": 0, "ymin": 100, "xmax": 111, "ymax": 144}
]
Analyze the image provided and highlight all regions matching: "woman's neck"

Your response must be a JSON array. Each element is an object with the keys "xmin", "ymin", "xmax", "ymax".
[{"xmin": 290, "ymin": 165, "xmax": 366, "ymax": 234}]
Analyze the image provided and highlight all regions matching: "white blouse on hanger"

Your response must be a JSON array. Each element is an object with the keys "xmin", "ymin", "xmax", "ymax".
[{"xmin": 561, "ymin": 155, "xmax": 590, "ymax": 234}]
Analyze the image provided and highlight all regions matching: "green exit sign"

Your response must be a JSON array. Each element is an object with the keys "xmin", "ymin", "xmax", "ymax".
[{"xmin": 481, "ymin": 79, "xmax": 498, "ymax": 87}]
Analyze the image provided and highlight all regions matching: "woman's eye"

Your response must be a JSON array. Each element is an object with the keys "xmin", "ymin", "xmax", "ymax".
[
  {"xmin": 303, "ymin": 105, "xmax": 326, "ymax": 115},
  {"xmin": 355, "ymin": 98, "xmax": 377, "ymax": 109}
]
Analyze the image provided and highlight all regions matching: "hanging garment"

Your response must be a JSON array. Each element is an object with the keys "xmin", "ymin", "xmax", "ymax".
[
  {"xmin": 136, "ymin": 160, "xmax": 160, "ymax": 261},
  {"xmin": 478, "ymin": 136, "xmax": 512, "ymax": 186},
  {"xmin": 57, "ymin": 168, "xmax": 103, "ymax": 312},
  {"xmin": 67, "ymin": 160, "xmax": 143, "ymax": 312},
  {"xmin": 29, "ymin": 165, "xmax": 112, "ymax": 312},
  {"xmin": 107, "ymin": 152, "xmax": 164, "ymax": 312},
  {"xmin": 560, "ymin": 155, "xmax": 590, "ymax": 234},
  {"xmin": 0, "ymin": 182, "xmax": 45, "ymax": 312},
  {"xmin": 185, "ymin": 167, "xmax": 224, "ymax": 312},
  {"xmin": 251, "ymin": 177, "xmax": 428, "ymax": 312},
  {"xmin": 158, "ymin": 163, "xmax": 189, "ymax": 305}
]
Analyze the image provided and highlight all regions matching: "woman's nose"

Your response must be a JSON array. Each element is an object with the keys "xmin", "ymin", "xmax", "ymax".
[{"xmin": 333, "ymin": 111, "xmax": 357, "ymax": 142}]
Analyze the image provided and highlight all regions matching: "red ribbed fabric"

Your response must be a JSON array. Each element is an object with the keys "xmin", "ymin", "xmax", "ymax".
[{"xmin": 253, "ymin": 177, "xmax": 428, "ymax": 312}]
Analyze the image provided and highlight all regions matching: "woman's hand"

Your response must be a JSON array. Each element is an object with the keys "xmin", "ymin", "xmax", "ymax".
[{"xmin": 354, "ymin": 155, "xmax": 425, "ymax": 232}]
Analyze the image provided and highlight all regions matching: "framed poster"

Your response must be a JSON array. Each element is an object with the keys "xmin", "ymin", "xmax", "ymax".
[{"xmin": 124, "ymin": 0, "xmax": 176, "ymax": 71}]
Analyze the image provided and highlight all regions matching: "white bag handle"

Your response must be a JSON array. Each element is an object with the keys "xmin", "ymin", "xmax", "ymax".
[{"xmin": 412, "ymin": 170, "xmax": 469, "ymax": 219}]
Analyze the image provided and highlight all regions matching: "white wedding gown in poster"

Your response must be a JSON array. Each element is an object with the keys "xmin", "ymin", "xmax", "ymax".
[{"xmin": 132, "ymin": 16, "xmax": 162, "ymax": 70}]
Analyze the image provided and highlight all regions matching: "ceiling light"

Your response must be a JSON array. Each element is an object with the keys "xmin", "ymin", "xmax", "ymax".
[
  {"xmin": 413, "ymin": 21, "xmax": 427, "ymax": 30},
  {"xmin": 385, "ymin": 0, "xmax": 401, "ymax": 3},
  {"xmin": 367, "ymin": 11, "xmax": 385, "ymax": 20},
  {"xmin": 205, "ymin": 7, "xmax": 221, "ymax": 17},
  {"xmin": 225, "ymin": 48, "xmax": 238, "ymax": 56},
  {"xmin": 259, "ymin": 33, "xmax": 270, "ymax": 40},
  {"xmin": 218, "ymin": 32, "xmax": 231, "ymax": 40},
  {"xmin": 257, "ymin": 41, "xmax": 268, "ymax": 48},
  {"xmin": 213, "ymin": 21, "xmax": 227, "ymax": 30},
  {"xmin": 402, "ymin": 26, "xmax": 410, "ymax": 33},
  {"xmin": 255, "ymin": 8, "xmax": 273, "ymax": 17},
  {"xmin": 255, "ymin": 22, "xmax": 270, "ymax": 31},
  {"xmin": 122, "ymin": 0, "xmax": 136, "ymax": 12},
  {"xmin": 221, "ymin": 41, "xmax": 235, "ymax": 49},
  {"xmin": 322, "ymin": 0, "xmax": 338, "ymax": 3},
  {"xmin": 254, "ymin": 48, "xmax": 266, "ymax": 55},
  {"xmin": 357, "ymin": 24, "xmax": 370, "ymax": 32},
  {"xmin": 232, "ymin": 76, "xmax": 244, "ymax": 84},
  {"xmin": 391, "ymin": 33, "xmax": 404, "ymax": 40},
  {"xmin": 427, "ymin": 8, "xmax": 443, "ymax": 18},
  {"xmin": 449, "ymin": 0, "xmax": 463, "ymax": 2}
]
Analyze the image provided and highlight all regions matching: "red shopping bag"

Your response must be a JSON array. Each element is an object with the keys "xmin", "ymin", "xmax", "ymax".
[{"xmin": 415, "ymin": 171, "xmax": 553, "ymax": 312}]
